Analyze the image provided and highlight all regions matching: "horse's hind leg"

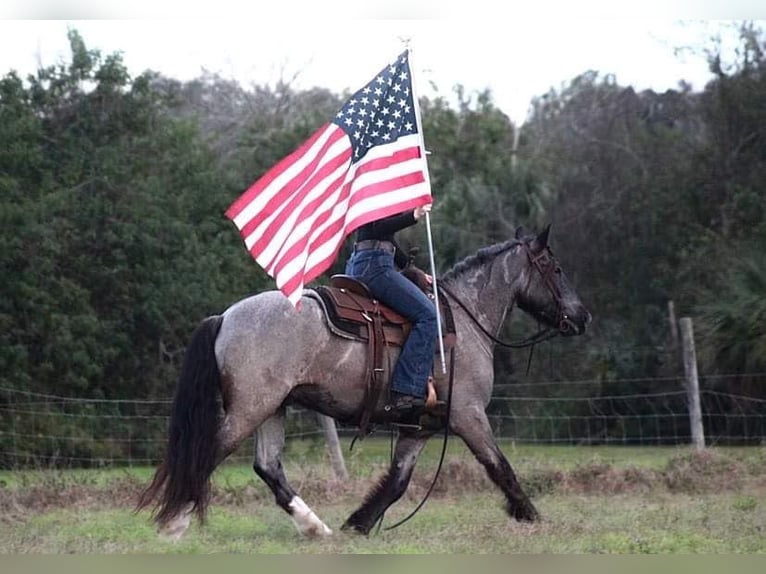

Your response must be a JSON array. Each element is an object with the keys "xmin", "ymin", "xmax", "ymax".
[
  {"xmin": 342, "ymin": 431, "xmax": 431, "ymax": 535},
  {"xmin": 452, "ymin": 405, "xmax": 539, "ymax": 522},
  {"xmin": 254, "ymin": 412, "xmax": 332, "ymax": 538},
  {"xmin": 158, "ymin": 410, "xmax": 270, "ymax": 541}
]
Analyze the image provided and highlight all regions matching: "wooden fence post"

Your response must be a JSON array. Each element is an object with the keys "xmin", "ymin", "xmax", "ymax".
[
  {"xmin": 679, "ymin": 317, "xmax": 705, "ymax": 450},
  {"xmin": 318, "ymin": 414, "xmax": 348, "ymax": 480}
]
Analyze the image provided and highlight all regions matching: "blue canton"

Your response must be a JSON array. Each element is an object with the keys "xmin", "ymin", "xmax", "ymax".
[{"xmin": 332, "ymin": 51, "xmax": 418, "ymax": 163}]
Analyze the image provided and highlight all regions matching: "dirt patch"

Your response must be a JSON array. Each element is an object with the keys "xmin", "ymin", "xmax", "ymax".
[{"xmin": 0, "ymin": 450, "xmax": 760, "ymax": 521}]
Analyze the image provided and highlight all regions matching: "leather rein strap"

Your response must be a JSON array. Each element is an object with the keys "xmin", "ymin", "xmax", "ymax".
[{"xmin": 437, "ymin": 243, "xmax": 564, "ymax": 349}]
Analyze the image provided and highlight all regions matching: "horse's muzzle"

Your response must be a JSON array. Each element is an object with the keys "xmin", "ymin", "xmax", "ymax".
[{"xmin": 558, "ymin": 310, "xmax": 591, "ymax": 336}]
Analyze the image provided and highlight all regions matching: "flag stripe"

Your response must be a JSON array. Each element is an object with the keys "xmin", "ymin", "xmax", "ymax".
[
  {"xmin": 244, "ymin": 140, "xmax": 352, "ymax": 264},
  {"xmin": 267, "ymin": 137, "xmax": 427, "ymax": 282},
  {"xmin": 262, "ymin": 134, "xmax": 424, "ymax": 275},
  {"xmin": 238, "ymin": 130, "xmax": 351, "ymax": 243},
  {"xmin": 225, "ymin": 125, "xmax": 336, "ymax": 221}
]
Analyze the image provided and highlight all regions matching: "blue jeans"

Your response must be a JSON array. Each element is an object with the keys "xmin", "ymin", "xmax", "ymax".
[{"xmin": 345, "ymin": 249, "xmax": 437, "ymax": 398}]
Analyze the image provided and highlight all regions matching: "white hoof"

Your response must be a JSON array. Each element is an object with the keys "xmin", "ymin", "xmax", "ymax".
[{"xmin": 288, "ymin": 496, "xmax": 333, "ymax": 538}]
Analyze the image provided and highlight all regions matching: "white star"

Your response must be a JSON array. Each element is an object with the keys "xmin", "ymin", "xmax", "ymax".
[
  {"xmin": 398, "ymin": 98, "xmax": 407, "ymax": 108},
  {"xmin": 376, "ymin": 118, "xmax": 384, "ymax": 128},
  {"xmin": 353, "ymin": 131, "xmax": 361, "ymax": 139},
  {"xmin": 356, "ymin": 118, "xmax": 365, "ymax": 128},
  {"xmin": 387, "ymin": 121, "xmax": 396, "ymax": 130},
  {"xmin": 361, "ymin": 96, "xmax": 369, "ymax": 105},
  {"xmin": 344, "ymin": 117, "xmax": 353, "ymax": 126},
  {"xmin": 374, "ymin": 87, "xmax": 383, "ymax": 96},
  {"xmin": 381, "ymin": 107, "xmax": 390, "ymax": 116},
  {"xmin": 376, "ymin": 75, "xmax": 385, "ymax": 84},
  {"xmin": 399, "ymin": 71, "xmax": 408, "ymax": 82},
  {"xmin": 392, "ymin": 83, "xmax": 402, "ymax": 93},
  {"xmin": 382, "ymin": 132, "xmax": 391, "ymax": 141},
  {"xmin": 387, "ymin": 95, "xmax": 395, "ymax": 104},
  {"xmin": 404, "ymin": 121, "xmax": 413, "ymax": 131},
  {"xmin": 393, "ymin": 109, "xmax": 402, "ymax": 119}
]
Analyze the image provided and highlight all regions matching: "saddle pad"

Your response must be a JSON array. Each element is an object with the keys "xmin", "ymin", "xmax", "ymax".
[{"xmin": 311, "ymin": 286, "xmax": 408, "ymax": 346}]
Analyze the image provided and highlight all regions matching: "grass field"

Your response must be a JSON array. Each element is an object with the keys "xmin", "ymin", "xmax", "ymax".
[{"xmin": 1, "ymin": 440, "xmax": 765, "ymax": 553}]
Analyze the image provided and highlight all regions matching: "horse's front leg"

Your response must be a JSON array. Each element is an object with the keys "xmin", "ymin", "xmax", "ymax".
[
  {"xmin": 342, "ymin": 431, "xmax": 432, "ymax": 534},
  {"xmin": 452, "ymin": 404, "xmax": 539, "ymax": 522}
]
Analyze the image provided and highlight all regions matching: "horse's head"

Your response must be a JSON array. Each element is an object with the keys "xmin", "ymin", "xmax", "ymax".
[{"xmin": 514, "ymin": 225, "xmax": 591, "ymax": 336}]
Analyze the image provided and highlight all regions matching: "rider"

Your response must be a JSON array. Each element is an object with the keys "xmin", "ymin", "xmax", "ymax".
[{"xmin": 345, "ymin": 203, "xmax": 440, "ymax": 418}]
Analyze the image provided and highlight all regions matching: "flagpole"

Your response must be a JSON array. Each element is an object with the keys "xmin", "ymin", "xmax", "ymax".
[{"xmin": 406, "ymin": 41, "xmax": 447, "ymax": 375}]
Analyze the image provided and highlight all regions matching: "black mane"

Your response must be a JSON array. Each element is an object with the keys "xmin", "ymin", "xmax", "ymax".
[{"xmin": 441, "ymin": 239, "xmax": 522, "ymax": 282}]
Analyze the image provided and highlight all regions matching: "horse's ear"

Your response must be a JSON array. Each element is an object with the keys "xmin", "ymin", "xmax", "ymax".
[
  {"xmin": 514, "ymin": 226, "xmax": 526, "ymax": 240},
  {"xmin": 533, "ymin": 224, "xmax": 551, "ymax": 250}
]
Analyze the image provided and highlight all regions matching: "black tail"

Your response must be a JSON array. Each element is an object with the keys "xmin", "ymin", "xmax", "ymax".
[{"xmin": 136, "ymin": 315, "xmax": 224, "ymax": 527}]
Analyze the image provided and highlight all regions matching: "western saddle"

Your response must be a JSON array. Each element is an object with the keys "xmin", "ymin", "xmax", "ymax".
[{"xmin": 309, "ymin": 267, "xmax": 455, "ymax": 435}]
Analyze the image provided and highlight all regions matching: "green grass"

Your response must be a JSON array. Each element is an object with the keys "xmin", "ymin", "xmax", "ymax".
[
  {"xmin": 1, "ymin": 444, "xmax": 765, "ymax": 553},
  {"xmin": 2, "ymin": 490, "xmax": 764, "ymax": 553}
]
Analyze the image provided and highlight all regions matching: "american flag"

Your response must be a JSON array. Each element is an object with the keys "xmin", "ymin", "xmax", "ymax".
[{"xmin": 225, "ymin": 50, "xmax": 431, "ymax": 307}]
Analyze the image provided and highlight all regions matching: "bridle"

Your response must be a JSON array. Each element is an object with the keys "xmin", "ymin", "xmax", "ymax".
[
  {"xmin": 438, "ymin": 241, "xmax": 573, "ymax": 349},
  {"xmin": 523, "ymin": 243, "xmax": 578, "ymax": 335}
]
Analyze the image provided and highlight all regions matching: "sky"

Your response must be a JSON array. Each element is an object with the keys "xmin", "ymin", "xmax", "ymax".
[{"xmin": 1, "ymin": 3, "xmax": 764, "ymax": 124}]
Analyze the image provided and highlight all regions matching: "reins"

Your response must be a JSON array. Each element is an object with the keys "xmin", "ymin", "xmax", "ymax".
[
  {"xmin": 381, "ymin": 346, "xmax": 456, "ymax": 532},
  {"xmin": 438, "ymin": 283, "xmax": 559, "ymax": 349}
]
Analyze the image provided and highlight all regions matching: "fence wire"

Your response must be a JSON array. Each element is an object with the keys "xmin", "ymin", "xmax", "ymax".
[{"xmin": 1, "ymin": 374, "xmax": 764, "ymax": 468}]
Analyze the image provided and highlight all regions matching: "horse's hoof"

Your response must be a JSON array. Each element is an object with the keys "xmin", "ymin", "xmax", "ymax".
[
  {"xmin": 340, "ymin": 520, "xmax": 371, "ymax": 535},
  {"xmin": 509, "ymin": 501, "xmax": 540, "ymax": 522}
]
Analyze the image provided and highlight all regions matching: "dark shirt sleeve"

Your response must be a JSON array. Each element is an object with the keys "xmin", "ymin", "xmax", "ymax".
[
  {"xmin": 357, "ymin": 211, "xmax": 417, "ymax": 238},
  {"xmin": 355, "ymin": 210, "xmax": 418, "ymax": 269}
]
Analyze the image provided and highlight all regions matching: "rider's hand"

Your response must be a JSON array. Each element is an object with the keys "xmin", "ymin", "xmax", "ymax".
[{"xmin": 414, "ymin": 203, "xmax": 432, "ymax": 220}]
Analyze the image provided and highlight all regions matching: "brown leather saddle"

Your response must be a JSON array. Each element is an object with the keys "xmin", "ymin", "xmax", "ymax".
[{"xmin": 309, "ymin": 267, "xmax": 455, "ymax": 434}]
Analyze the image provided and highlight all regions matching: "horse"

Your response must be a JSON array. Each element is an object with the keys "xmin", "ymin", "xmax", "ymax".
[{"xmin": 136, "ymin": 225, "xmax": 591, "ymax": 539}]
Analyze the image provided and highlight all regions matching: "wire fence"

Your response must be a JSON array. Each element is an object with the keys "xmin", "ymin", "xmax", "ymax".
[{"xmin": 1, "ymin": 374, "xmax": 765, "ymax": 468}]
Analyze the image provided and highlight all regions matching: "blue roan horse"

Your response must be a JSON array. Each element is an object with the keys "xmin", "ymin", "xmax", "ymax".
[{"xmin": 137, "ymin": 226, "xmax": 590, "ymax": 539}]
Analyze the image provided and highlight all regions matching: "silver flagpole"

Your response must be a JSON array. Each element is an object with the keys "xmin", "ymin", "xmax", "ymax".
[{"xmin": 406, "ymin": 40, "xmax": 447, "ymax": 375}]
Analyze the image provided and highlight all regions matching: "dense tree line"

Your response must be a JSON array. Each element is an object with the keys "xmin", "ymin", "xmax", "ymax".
[{"xmin": 1, "ymin": 26, "xmax": 764, "ymax": 463}]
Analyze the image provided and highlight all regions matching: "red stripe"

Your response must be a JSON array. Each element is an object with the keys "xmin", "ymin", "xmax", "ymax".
[
  {"xmin": 268, "ymin": 177, "xmax": 353, "ymax": 279},
  {"xmin": 262, "ymin": 171, "xmax": 347, "ymax": 273},
  {"xmin": 238, "ymin": 129, "xmax": 349, "ymax": 240},
  {"xmin": 272, "ymin": 164, "xmax": 427, "ymax": 289},
  {"xmin": 348, "ymin": 170, "xmax": 427, "ymax": 206},
  {"xmin": 244, "ymin": 145, "xmax": 351, "ymax": 260},
  {"xmin": 353, "ymin": 145, "xmax": 422, "ymax": 178},
  {"xmin": 264, "ymin": 142, "xmax": 429, "ymax": 301},
  {"xmin": 225, "ymin": 124, "xmax": 340, "ymax": 222},
  {"xmin": 344, "ymin": 197, "xmax": 427, "ymax": 239}
]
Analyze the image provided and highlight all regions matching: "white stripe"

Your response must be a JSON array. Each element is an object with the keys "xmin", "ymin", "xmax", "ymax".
[
  {"xmin": 242, "ymin": 136, "xmax": 350, "ymax": 254},
  {"xmin": 231, "ymin": 124, "xmax": 340, "ymax": 230},
  {"xmin": 260, "ymin": 161, "xmax": 351, "ymax": 273},
  {"xmin": 263, "ymin": 135, "xmax": 423, "ymax": 275},
  {"xmin": 270, "ymin": 133, "xmax": 430, "ymax": 302},
  {"xmin": 247, "ymin": 149, "xmax": 351, "ymax": 264}
]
